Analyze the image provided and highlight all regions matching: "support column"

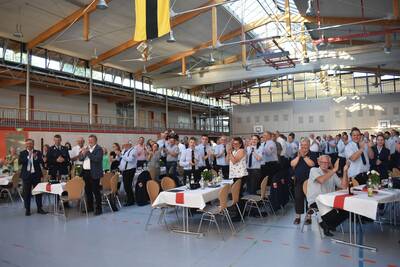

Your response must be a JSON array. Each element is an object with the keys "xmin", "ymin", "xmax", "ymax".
[
  {"xmin": 165, "ymin": 89, "xmax": 169, "ymax": 129},
  {"xmin": 89, "ymin": 66, "xmax": 93, "ymax": 125},
  {"xmin": 189, "ymin": 94, "xmax": 193, "ymax": 128},
  {"xmin": 133, "ymin": 78, "xmax": 137, "ymax": 127},
  {"xmin": 25, "ymin": 50, "xmax": 31, "ymax": 121},
  {"xmin": 208, "ymin": 98, "xmax": 212, "ymax": 132}
]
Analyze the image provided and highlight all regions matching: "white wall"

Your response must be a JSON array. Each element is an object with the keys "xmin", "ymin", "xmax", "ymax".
[{"xmin": 232, "ymin": 93, "xmax": 400, "ymax": 137}]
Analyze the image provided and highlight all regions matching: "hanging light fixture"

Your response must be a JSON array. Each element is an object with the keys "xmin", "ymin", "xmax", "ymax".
[
  {"xmin": 384, "ymin": 33, "xmax": 392, "ymax": 54},
  {"xmin": 97, "ymin": 0, "xmax": 108, "ymax": 10},
  {"xmin": 254, "ymin": 79, "xmax": 259, "ymax": 87},
  {"xmin": 167, "ymin": 30, "xmax": 176, "ymax": 43},
  {"xmin": 305, "ymin": 0, "xmax": 315, "ymax": 16},
  {"xmin": 185, "ymin": 70, "xmax": 192, "ymax": 79},
  {"xmin": 208, "ymin": 52, "xmax": 215, "ymax": 64},
  {"xmin": 13, "ymin": 24, "xmax": 23, "ymax": 38},
  {"xmin": 142, "ymin": 64, "xmax": 147, "ymax": 74},
  {"xmin": 91, "ymin": 48, "xmax": 98, "ymax": 59}
]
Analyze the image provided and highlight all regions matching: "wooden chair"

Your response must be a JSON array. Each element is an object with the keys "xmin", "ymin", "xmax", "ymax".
[
  {"xmin": 242, "ymin": 176, "xmax": 275, "ymax": 217},
  {"xmin": 59, "ymin": 176, "xmax": 87, "ymax": 217},
  {"xmin": 102, "ymin": 173, "xmax": 121, "ymax": 212},
  {"xmin": 197, "ymin": 184, "xmax": 235, "ymax": 240},
  {"xmin": 227, "ymin": 179, "xmax": 245, "ymax": 224},
  {"xmin": 0, "ymin": 172, "xmax": 22, "ymax": 203},
  {"xmin": 145, "ymin": 180, "xmax": 170, "ymax": 231},
  {"xmin": 161, "ymin": 176, "xmax": 176, "ymax": 191},
  {"xmin": 392, "ymin": 168, "xmax": 400, "ymax": 177}
]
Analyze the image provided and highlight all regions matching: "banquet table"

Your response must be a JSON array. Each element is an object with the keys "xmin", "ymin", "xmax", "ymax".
[
  {"xmin": 118, "ymin": 167, "xmax": 167, "ymax": 193},
  {"xmin": 153, "ymin": 180, "xmax": 233, "ymax": 235},
  {"xmin": 32, "ymin": 182, "xmax": 66, "ymax": 214},
  {"xmin": 0, "ymin": 175, "xmax": 12, "ymax": 186},
  {"xmin": 316, "ymin": 185, "xmax": 400, "ymax": 251}
]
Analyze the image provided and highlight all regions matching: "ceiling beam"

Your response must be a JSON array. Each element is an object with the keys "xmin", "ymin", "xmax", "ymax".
[
  {"xmin": 347, "ymin": 67, "xmax": 400, "ymax": 76},
  {"xmin": 27, "ymin": 0, "xmax": 111, "ymax": 49},
  {"xmin": 83, "ymin": 12, "xmax": 90, "ymax": 41},
  {"xmin": 90, "ymin": 0, "xmax": 225, "ymax": 66},
  {"xmin": 134, "ymin": 15, "xmax": 286, "ymax": 77},
  {"xmin": 295, "ymin": 15, "xmax": 400, "ymax": 26},
  {"xmin": 394, "ymin": 0, "xmax": 399, "ymax": 19},
  {"xmin": 0, "ymin": 79, "xmax": 25, "ymax": 88}
]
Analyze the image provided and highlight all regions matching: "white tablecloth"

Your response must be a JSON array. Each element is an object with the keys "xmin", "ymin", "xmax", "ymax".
[
  {"xmin": 316, "ymin": 186, "xmax": 400, "ymax": 220},
  {"xmin": 0, "ymin": 175, "xmax": 12, "ymax": 186},
  {"xmin": 32, "ymin": 182, "xmax": 66, "ymax": 196},
  {"xmin": 153, "ymin": 180, "xmax": 233, "ymax": 210}
]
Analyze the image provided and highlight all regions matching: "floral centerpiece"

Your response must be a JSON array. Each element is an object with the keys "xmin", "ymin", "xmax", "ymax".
[
  {"xmin": 367, "ymin": 170, "xmax": 380, "ymax": 189},
  {"xmin": 75, "ymin": 165, "xmax": 82, "ymax": 177},
  {"xmin": 202, "ymin": 169, "xmax": 213, "ymax": 183}
]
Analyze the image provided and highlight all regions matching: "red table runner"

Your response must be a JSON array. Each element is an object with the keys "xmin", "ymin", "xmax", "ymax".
[
  {"xmin": 175, "ymin": 192, "xmax": 185, "ymax": 204},
  {"xmin": 333, "ymin": 193, "xmax": 354, "ymax": 209}
]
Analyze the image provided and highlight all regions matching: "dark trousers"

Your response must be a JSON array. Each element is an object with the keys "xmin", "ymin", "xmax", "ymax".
[
  {"xmin": 294, "ymin": 178, "xmax": 307, "ymax": 214},
  {"xmin": 355, "ymin": 172, "xmax": 368, "ymax": 185},
  {"xmin": 337, "ymin": 156, "xmax": 346, "ymax": 177},
  {"xmin": 122, "ymin": 168, "xmax": 136, "ymax": 205},
  {"xmin": 22, "ymin": 177, "xmax": 42, "ymax": 211},
  {"xmin": 247, "ymin": 169, "xmax": 261, "ymax": 195},
  {"xmin": 137, "ymin": 160, "xmax": 147, "ymax": 168},
  {"xmin": 82, "ymin": 170, "xmax": 102, "ymax": 211},
  {"xmin": 310, "ymin": 202, "xmax": 348, "ymax": 229},
  {"xmin": 216, "ymin": 165, "xmax": 229, "ymax": 179},
  {"xmin": 262, "ymin": 161, "xmax": 279, "ymax": 183}
]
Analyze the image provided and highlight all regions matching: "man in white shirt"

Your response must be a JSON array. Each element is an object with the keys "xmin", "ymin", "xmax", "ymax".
[
  {"xmin": 157, "ymin": 131, "xmax": 168, "ymax": 165},
  {"xmin": 119, "ymin": 141, "xmax": 137, "ymax": 206},
  {"xmin": 287, "ymin": 132, "xmax": 298, "ymax": 160},
  {"xmin": 70, "ymin": 137, "xmax": 85, "ymax": 167},
  {"xmin": 307, "ymin": 156, "xmax": 349, "ymax": 236},
  {"xmin": 261, "ymin": 131, "xmax": 279, "ymax": 180},
  {"xmin": 165, "ymin": 134, "xmax": 180, "ymax": 184},
  {"xmin": 388, "ymin": 129, "xmax": 399, "ymax": 155},
  {"xmin": 336, "ymin": 133, "xmax": 349, "ymax": 177},
  {"xmin": 196, "ymin": 134, "xmax": 212, "ymax": 172},
  {"xmin": 214, "ymin": 135, "xmax": 229, "ymax": 179},
  {"xmin": 309, "ymin": 133, "xmax": 320, "ymax": 157},
  {"xmin": 345, "ymin": 127, "xmax": 371, "ymax": 184},
  {"xmin": 180, "ymin": 137, "xmax": 201, "ymax": 183}
]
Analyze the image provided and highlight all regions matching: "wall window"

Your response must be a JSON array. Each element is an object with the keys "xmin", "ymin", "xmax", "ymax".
[
  {"xmin": 255, "ymin": 116, "xmax": 260, "ymax": 123},
  {"xmin": 319, "ymin": 115, "xmax": 324, "ymax": 123},
  {"xmin": 308, "ymin": 116, "xmax": 314, "ymax": 123},
  {"xmin": 335, "ymin": 110, "xmax": 341, "ymax": 118},
  {"xmin": 273, "ymin": 114, "xmax": 279, "ymax": 122},
  {"xmin": 264, "ymin": 115, "xmax": 269, "ymax": 122},
  {"xmin": 298, "ymin": 116, "xmax": 303, "ymax": 124},
  {"xmin": 393, "ymin": 107, "xmax": 399, "ymax": 115},
  {"xmin": 283, "ymin": 114, "xmax": 288, "ymax": 121}
]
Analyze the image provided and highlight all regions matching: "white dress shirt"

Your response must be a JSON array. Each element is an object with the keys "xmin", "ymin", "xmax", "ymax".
[
  {"xmin": 83, "ymin": 145, "xmax": 96, "ymax": 170},
  {"xmin": 196, "ymin": 143, "xmax": 212, "ymax": 167},
  {"xmin": 246, "ymin": 146, "xmax": 263, "ymax": 169},
  {"xmin": 276, "ymin": 136, "xmax": 287, "ymax": 158},
  {"xmin": 337, "ymin": 139, "xmax": 346, "ymax": 158},
  {"xmin": 70, "ymin": 145, "xmax": 84, "ymax": 165},
  {"xmin": 214, "ymin": 144, "xmax": 229, "ymax": 166},
  {"xmin": 179, "ymin": 147, "xmax": 201, "ymax": 170},
  {"xmin": 345, "ymin": 141, "xmax": 370, "ymax": 178},
  {"xmin": 262, "ymin": 140, "xmax": 278, "ymax": 162},
  {"xmin": 119, "ymin": 147, "xmax": 137, "ymax": 171}
]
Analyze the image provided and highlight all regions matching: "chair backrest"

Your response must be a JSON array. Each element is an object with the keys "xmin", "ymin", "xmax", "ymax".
[
  {"xmin": 146, "ymin": 180, "xmax": 160, "ymax": 204},
  {"xmin": 110, "ymin": 173, "xmax": 119, "ymax": 194},
  {"xmin": 392, "ymin": 168, "xmax": 400, "ymax": 177},
  {"xmin": 101, "ymin": 172, "xmax": 113, "ymax": 190},
  {"xmin": 218, "ymin": 184, "xmax": 231, "ymax": 210},
  {"xmin": 231, "ymin": 179, "xmax": 241, "ymax": 204},
  {"xmin": 177, "ymin": 166, "xmax": 184, "ymax": 177},
  {"xmin": 161, "ymin": 176, "xmax": 176, "ymax": 191},
  {"xmin": 352, "ymin": 178, "xmax": 360, "ymax": 187},
  {"xmin": 11, "ymin": 172, "xmax": 20, "ymax": 190},
  {"xmin": 65, "ymin": 177, "xmax": 85, "ymax": 201},
  {"xmin": 148, "ymin": 167, "xmax": 157, "ymax": 180},
  {"xmin": 260, "ymin": 176, "xmax": 269, "ymax": 199},
  {"xmin": 303, "ymin": 180, "xmax": 308, "ymax": 195}
]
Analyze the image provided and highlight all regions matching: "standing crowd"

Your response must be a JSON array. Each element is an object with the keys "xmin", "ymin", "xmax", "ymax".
[{"xmin": 1, "ymin": 128, "xmax": 399, "ymax": 230}]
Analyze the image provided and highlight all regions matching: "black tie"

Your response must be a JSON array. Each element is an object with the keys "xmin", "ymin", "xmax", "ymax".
[
  {"xmin": 124, "ymin": 149, "xmax": 131, "ymax": 170},
  {"xmin": 248, "ymin": 148, "xmax": 254, "ymax": 168},
  {"xmin": 327, "ymin": 142, "xmax": 330, "ymax": 153},
  {"xmin": 357, "ymin": 143, "xmax": 367, "ymax": 165},
  {"xmin": 204, "ymin": 146, "xmax": 210, "ymax": 168},
  {"xmin": 224, "ymin": 145, "xmax": 227, "ymax": 157},
  {"xmin": 191, "ymin": 149, "xmax": 195, "ymax": 172}
]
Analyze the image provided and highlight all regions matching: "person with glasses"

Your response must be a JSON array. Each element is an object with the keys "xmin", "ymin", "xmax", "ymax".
[
  {"xmin": 228, "ymin": 137, "xmax": 248, "ymax": 196},
  {"xmin": 307, "ymin": 156, "xmax": 349, "ymax": 236}
]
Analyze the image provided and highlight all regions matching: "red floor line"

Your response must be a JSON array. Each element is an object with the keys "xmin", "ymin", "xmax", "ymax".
[
  {"xmin": 387, "ymin": 264, "xmax": 398, "ymax": 267},
  {"xmin": 363, "ymin": 258, "xmax": 376, "ymax": 264},
  {"xmin": 319, "ymin": 250, "xmax": 331, "ymax": 254},
  {"xmin": 298, "ymin": 245, "xmax": 310, "ymax": 250},
  {"xmin": 262, "ymin": 240, "xmax": 272, "ymax": 243},
  {"xmin": 245, "ymin": 236, "xmax": 255, "ymax": 240},
  {"xmin": 340, "ymin": 254, "xmax": 352, "ymax": 259}
]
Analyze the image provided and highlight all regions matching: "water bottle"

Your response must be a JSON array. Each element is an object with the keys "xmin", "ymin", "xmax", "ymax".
[
  {"xmin": 185, "ymin": 175, "xmax": 190, "ymax": 189},
  {"xmin": 200, "ymin": 176, "xmax": 205, "ymax": 189},
  {"xmin": 367, "ymin": 177, "xmax": 373, "ymax": 197},
  {"xmin": 388, "ymin": 176, "xmax": 393, "ymax": 190}
]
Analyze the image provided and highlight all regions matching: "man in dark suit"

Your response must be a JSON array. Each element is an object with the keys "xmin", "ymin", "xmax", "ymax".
[
  {"xmin": 19, "ymin": 138, "xmax": 47, "ymax": 216},
  {"xmin": 47, "ymin": 134, "xmax": 70, "ymax": 180},
  {"xmin": 79, "ymin": 134, "xmax": 103, "ymax": 215}
]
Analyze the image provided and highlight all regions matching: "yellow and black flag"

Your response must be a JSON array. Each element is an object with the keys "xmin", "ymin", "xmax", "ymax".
[{"xmin": 134, "ymin": 0, "xmax": 171, "ymax": 41}]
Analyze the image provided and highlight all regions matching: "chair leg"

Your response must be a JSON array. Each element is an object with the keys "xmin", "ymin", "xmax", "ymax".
[
  {"xmin": 213, "ymin": 215, "xmax": 224, "ymax": 241},
  {"xmin": 243, "ymin": 201, "xmax": 248, "ymax": 217},
  {"xmin": 197, "ymin": 213, "xmax": 206, "ymax": 233},
  {"xmin": 162, "ymin": 209, "xmax": 170, "ymax": 231},
  {"xmin": 116, "ymin": 195, "xmax": 122, "ymax": 209},
  {"xmin": 254, "ymin": 201, "xmax": 263, "ymax": 218},
  {"xmin": 145, "ymin": 209, "xmax": 154, "ymax": 230},
  {"xmin": 267, "ymin": 200, "xmax": 276, "ymax": 216},
  {"xmin": 300, "ymin": 218, "xmax": 306, "ymax": 233},
  {"xmin": 224, "ymin": 209, "xmax": 236, "ymax": 234},
  {"xmin": 60, "ymin": 200, "xmax": 66, "ymax": 218},
  {"xmin": 105, "ymin": 195, "xmax": 113, "ymax": 212},
  {"xmin": 83, "ymin": 198, "xmax": 88, "ymax": 216},
  {"xmin": 339, "ymin": 223, "xmax": 344, "ymax": 234},
  {"xmin": 236, "ymin": 203, "xmax": 245, "ymax": 224},
  {"xmin": 174, "ymin": 206, "xmax": 180, "ymax": 221}
]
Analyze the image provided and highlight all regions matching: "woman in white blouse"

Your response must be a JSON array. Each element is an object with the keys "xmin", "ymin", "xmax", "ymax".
[
  {"xmin": 228, "ymin": 137, "xmax": 248, "ymax": 196},
  {"xmin": 246, "ymin": 135, "xmax": 263, "ymax": 194}
]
